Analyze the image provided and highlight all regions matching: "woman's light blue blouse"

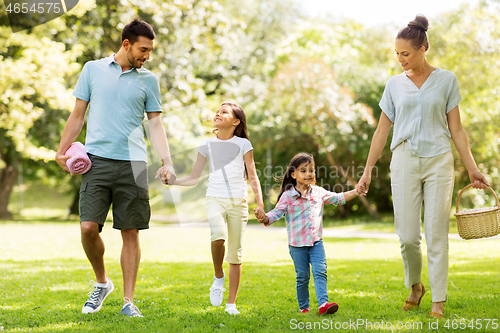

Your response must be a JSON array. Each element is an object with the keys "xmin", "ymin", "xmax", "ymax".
[{"xmin": 379, "ymin": 68, "xmax": 462, "ymax": 157}]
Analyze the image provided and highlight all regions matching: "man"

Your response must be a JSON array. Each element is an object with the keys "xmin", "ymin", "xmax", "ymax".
[{"xmin": 55, "ymin": 19, "xmax": 175, "ymax": 317}]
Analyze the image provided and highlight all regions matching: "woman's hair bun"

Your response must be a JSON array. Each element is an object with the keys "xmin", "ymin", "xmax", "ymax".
[
  {"xmin": 407, "ymin": 14, "xmax": 429, "ymax": 32},
  {"xmin": 397, "ymin": 14, "xmax": 430, "ymax": 50}
]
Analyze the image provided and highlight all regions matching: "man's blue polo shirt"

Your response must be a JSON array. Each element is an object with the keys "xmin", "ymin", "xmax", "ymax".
[{"xmin": 73, "ymin": 55, "xmax": 162, "ymax": 162}]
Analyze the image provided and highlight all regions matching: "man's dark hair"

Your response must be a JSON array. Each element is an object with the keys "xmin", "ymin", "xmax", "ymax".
[{"xmin": 122, "ymin": 19, "xmax": 155, "ymax": 44}]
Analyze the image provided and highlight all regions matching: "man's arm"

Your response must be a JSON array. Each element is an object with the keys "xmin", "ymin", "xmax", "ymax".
[
  {"xmin": 148, "ymin": 112, "xmax": 176, "ymax": 184},
  {"xmin": 55, "ymin": 98, "xmax": 89, "ymax": 172}
]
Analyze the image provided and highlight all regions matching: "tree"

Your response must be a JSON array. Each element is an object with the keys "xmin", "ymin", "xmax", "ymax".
[
  {"xmin": 254, "ymin": 56, "xmax": 379, "ymax": 217},
  {"xmin": 3, "ymin": 0, "xmax": 498, "ymax": 219},
  {"xmin": 250, "ymin": 19, "xmax": 397, "ymax": 216},
  {"xmin": 0, "ymin": 13, "xmax": 81, "ymax": 218},
  {"xmin": 431, "ymin": 0, "xmax": 500, "ymax": 203},
  {"xmin": 0, "ymin": 0, "xmax": 299, "ymax": 217},
  {"xmin": 252, "ymin": 3, "xmax": 500, "ymax": 216}
]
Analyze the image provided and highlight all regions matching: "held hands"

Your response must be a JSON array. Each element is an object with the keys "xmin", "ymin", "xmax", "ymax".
[
  {"xmin": 469, "ymin": 170, "xmax": 489, "ymax": 189},
  {"xmin": 155, "ymin": 163, "xmax": 176, "ymax": 185},
  {"xmin": 356, "ymin": 174, "xmax": 371, "ymax": 195},
  {"xmin": 354, "ymin": 184, "xmax": 367, "ymax": 197},
  {"xmin": 343, "ymin": 184, "xmax": 366, "ymax": 202},
  {"xmin": 253, "ymin": 206, "xmax": 269, "ymax": 225}
]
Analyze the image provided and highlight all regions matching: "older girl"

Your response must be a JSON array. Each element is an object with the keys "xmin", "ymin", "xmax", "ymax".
[{"xmin": 170, "ymin": 102, "xmax": 264, "ymax": 315}]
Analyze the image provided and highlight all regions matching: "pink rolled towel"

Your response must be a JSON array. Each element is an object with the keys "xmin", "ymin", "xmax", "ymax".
[{"xmin": 65, "ymin": 142, "xmax": 92, "ymax": 175}]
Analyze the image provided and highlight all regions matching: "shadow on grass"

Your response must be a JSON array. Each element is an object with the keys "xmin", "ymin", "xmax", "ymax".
[{"xmin": 1, "ymin": 254, "xmax": 499, "ymax": 333}]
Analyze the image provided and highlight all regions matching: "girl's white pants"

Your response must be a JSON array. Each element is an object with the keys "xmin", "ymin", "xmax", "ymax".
[
  {"xmin": 206, "ymin": 196, "xmax": 248, "ymax": 264},
  {"xmin": 390, "ymin": 141, "xmax": 454, "ymax": 302}
]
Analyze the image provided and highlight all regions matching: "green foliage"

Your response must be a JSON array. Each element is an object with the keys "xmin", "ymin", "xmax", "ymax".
[
  {"xmin": 251, "ymin": 19, "xmax": 396, "ymax": 215},
  {"xmin": 1, "ymin": 0, "xmax": 499, "ymax": 217},
  {"xmin": 0, "ymin": 18, "xmax": 88, "ymax": 217},
  {"xmin": 431, "ymin": 0, "xmax": 500, "ymax": 201},
  {"xmin": 251, "ymin": 2, "xmax": 500, "ymax": 215},
  {"xmin": 0, "ymin": 27, "xmax": 80, "ymax": 163}
]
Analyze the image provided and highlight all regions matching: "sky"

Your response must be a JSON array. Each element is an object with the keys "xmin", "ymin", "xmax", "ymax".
[{"xmin": 296, "ymin": 0, "xmax": 480, "ymax": 27}]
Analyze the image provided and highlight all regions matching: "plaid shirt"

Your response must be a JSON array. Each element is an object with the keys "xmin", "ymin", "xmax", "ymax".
[{"xmin": 265, "ymin": 185, "xmax": 346, "ymax": 247}]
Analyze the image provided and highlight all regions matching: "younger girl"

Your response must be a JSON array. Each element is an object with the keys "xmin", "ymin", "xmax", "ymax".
[
  {"xmin": 255, "ymin": 153, "xmax": 363, "ymax": 315},
  {"xmin": 169, "ymin": 102, "xmax": 264, "ymax": 315}
]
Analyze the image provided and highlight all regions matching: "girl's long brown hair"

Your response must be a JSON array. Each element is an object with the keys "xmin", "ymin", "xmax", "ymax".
[{"xmin": 213, "ymin": 102, "xmax": 249, "ymax": 140}]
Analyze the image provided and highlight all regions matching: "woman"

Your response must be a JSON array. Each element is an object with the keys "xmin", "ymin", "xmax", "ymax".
[{"xmin": 357, "ymin": 15, "xmax": 489, "ymax": 318}]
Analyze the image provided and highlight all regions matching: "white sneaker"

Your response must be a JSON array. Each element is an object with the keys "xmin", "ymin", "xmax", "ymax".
[
  {"xmin": 225, "ymin": 305, "xmax": 240, "ymax": 315},
  {"xmin": 209, "ymin": 286, "xmax": 225, "ymax": 307}
]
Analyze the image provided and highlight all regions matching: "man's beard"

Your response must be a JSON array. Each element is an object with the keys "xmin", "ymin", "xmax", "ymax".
[{"xmin": 126, "ymin": 49, "xmax": 142, "ymax": 68}]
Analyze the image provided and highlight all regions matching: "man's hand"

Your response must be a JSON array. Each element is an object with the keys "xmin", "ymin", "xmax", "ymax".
[{"xmin": 55, "ymin": 152, "xmax": 71, "ymax": 173}]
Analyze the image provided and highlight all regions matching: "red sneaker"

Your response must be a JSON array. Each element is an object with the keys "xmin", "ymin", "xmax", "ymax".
[
  {"xmin": 300, "ymin": 308, "xmax": 310, "ymax": 313},
  {"xmin": 319, "ymin": 302, "xmax": 339, "ymax": 315}
]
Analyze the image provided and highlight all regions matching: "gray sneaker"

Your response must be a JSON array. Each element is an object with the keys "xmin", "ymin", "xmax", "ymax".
[
  {"xmin": 82, "ymin": 278, "xmax": 114, "ymax": 314},
  {"xmin": 120, "ymin": 298, "xmax": 143, "ymax": 317}
]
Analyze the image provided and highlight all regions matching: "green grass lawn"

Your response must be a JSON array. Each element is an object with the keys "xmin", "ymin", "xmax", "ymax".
[{"xmin": 0, "ymin": 220, "xmax": 499, "ymax": 332}]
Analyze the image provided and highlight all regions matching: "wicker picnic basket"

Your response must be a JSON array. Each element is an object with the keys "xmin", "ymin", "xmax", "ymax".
[{"xmin": 454, "ymin": 185, "xmax": 500, "ymax": 240}]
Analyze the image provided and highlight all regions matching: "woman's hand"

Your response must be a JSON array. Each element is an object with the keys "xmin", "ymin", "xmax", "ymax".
[
  {"xmin": 468, "ymin": 170, "xmax": 489, "ymax": 189},
  {"xmin": 357, "ymin": 174, "xmax": 371, "ymax": 194},
  {"xmin": 354, "ymin": 184, "xmax": 367, "ymax": 196}
]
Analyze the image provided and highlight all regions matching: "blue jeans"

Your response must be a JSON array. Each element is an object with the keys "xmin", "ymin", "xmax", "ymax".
[{"xmin": 289, "ymin": 240, "xmax": 328, "ymax": 310}]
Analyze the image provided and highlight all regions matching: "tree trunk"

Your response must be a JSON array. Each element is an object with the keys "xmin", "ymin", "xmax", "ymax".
[
  {"xmin": 69, "ymin": 187, "xmax": 80, "ymax": 216},
  {"xmin": 0, "ymin": 165, "xmax": 17, "ymax": 220}
]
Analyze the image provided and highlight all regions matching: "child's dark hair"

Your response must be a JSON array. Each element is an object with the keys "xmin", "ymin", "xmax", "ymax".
[
  {"xmin": 219, "ymin": 102, "xmax": 249, "ymax": 140},
  {"xmin": 396, "ymin": 14, "xmax": 429, "ymax": 51},
  {"xmin": 122, "ymin": 18, "xmax": 155, "ymax": 44},
  {"xmin": 276, "ymin": 153, "xmax": 315, "ymax": 202}
]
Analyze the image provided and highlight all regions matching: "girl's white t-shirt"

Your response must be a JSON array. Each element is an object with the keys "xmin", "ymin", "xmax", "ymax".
[{"xmin": 198, "ymin": 136, "xmax": 253, "ymax": 198}]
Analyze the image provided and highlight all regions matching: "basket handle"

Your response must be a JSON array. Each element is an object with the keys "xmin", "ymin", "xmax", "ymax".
[{"xmin": 455, "ymin": 184, "xmax": 500, "ymax": 213}]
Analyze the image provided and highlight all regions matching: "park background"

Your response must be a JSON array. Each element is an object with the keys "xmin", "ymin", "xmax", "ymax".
[{"xmin": 0, "ymin": 0, "xmax": 499, "ymax": 332}]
